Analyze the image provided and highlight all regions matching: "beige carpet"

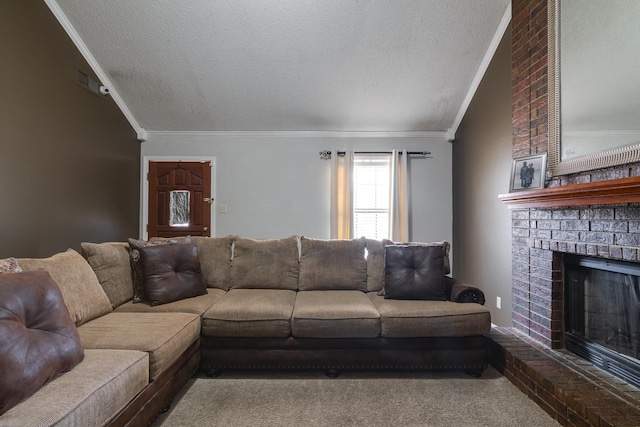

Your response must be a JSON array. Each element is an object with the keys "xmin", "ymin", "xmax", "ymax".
[{"xmin": 152, "ymin": 367, "xmax": 560, "ymax": 427}]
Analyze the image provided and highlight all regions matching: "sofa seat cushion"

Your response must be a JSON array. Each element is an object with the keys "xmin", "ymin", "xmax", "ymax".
[
  {"xmin": 78, "ymin": 312, "xmax": 200, "ymax": 380},
  {"xmin": 230, "ymin": 236, "xmax": 300, "ymax": 290},
  {"xmin": 368, "ymin": 293, "xmax": 491, "ymax": 338},
  {"xmin": 81, "ymin": 241, "xmax": 134, "ymax": 308},
  {"xmin": 292, "ymin": 291, "xmax": 380, "ymax": 338},
  {"xmin": 202, "ymin": 289, "xmax": 296, "ymax": 337},
  {"xmin": 115, "ymin": 288, "xmax": 226, "ymax": 316},
  {"xmin": 18, "ymin": 249, "xmax": 113, "ymax": 326},
  {"xmin": 0, "ymin": 349, "xmax": 148, "ymax": 427}
]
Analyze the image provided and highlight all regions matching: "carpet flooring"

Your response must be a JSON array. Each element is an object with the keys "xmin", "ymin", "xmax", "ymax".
[{"xmin": 152, "ymin": 367, "xmax": 560, "ymax": 427}]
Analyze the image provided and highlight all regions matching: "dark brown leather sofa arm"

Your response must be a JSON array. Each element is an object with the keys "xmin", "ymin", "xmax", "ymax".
[{"xmin": 445, "ymin": 277, "xmax": 486, "ymax": 305}]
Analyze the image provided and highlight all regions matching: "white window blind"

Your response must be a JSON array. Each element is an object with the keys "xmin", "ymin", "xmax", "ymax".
[{"xmin": 352, "ymin": 154, "xmax": 391, "ymax": 240}]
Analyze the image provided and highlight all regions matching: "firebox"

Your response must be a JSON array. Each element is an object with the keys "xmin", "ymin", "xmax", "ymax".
[{"xmin": 564, "ymin": 255, "xmax": 640, "ymax": 388}]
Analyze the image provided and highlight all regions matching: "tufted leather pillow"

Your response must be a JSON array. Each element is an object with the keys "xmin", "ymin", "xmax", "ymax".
[
  {"xmin": 138, "ymin": 243, "xmax": 206, "ymax": 306},
  {"xmin": 382, "ymin": 244, "xmax": 447, "ymax": 300},
  {"xmin": 382, "ymin": 239, "xmax": 451, "ymax": 275},
  {"xmin": 128, "ymin": 236, "xmax": 191, "ymax": 303},
  {"xmin": 0, "ymin": 270, "xmax": 84, "ymax": 414}
]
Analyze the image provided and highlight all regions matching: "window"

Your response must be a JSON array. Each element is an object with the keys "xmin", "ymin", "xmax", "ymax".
[{"xmin": 352, "ymin": 154, "xmax": 391, "ymax": 240}]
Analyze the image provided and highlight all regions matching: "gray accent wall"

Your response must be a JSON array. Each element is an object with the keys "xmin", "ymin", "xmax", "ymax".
[
  {"xmin": 453, "ymin": 25, "xmax": 513, "ymax": 326},
  {"xmin": 0, "ymin": 0, "xmax": 139, "ymax": 258}
]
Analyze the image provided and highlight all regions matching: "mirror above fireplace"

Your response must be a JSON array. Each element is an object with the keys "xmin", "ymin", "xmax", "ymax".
[{"xmin": 548, "ymin": 0, "xmax": 640, "ymax": 176}]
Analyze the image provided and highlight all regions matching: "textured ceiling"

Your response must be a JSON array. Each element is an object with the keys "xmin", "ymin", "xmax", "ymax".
[{"xmin": 51, "ymin": 0, "xmax": 510, "ymax": 133}]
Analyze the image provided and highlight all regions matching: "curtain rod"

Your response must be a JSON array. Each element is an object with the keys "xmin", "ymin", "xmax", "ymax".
[
  {"xmin": 337, "ymin": 150, "xmax": 430, "ymax": 156},
  {"xmin": 318, "ymin": 150, "xmax": 431, "ymax": 160}
]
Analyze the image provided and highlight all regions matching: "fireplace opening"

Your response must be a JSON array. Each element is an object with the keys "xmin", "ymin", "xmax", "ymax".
[{"xmin": 564, "ymin": 255, "xmax": 640, "ymax": 389}]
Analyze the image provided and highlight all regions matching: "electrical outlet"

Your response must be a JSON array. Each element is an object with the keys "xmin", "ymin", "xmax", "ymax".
[
  {"xmin": 496, "ymin": 296, "xmax": 502, "ymax": 309},
  {"xmin": 218, "ymin": 204, "xmax": 228, "ymax": 213}
]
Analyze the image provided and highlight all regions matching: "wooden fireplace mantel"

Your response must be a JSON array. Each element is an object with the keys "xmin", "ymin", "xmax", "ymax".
[{"xmin": 499, "ymin": 176, "xmax": 640, "ymax": 209}]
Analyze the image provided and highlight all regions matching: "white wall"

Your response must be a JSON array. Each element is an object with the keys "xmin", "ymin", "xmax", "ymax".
[{"xmin": 141, "ymin": 132, "xmax": 452, "ymax": 244}]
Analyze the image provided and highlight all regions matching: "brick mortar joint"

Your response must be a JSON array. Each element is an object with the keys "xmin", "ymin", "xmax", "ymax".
[{"xmin": 528, "ymin": 238, "xmax": 638, "ymax": 252}]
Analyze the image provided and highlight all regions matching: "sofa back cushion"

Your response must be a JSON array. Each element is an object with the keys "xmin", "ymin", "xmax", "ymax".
[
  {"xmin": 365, "ymin": 239, "xmax": 385, "ymax": 292},
  {"xmin": 18, "ymin": 249, "xmax": 113, "ymax": 326},
  {"xmin": 298, "ymin": 237, "xmax": 367, "ymax": 291},
  {"xmin": 81, "ymin": 242, "xmax": 133, "ymax": 308},
  {"xmin": 191, "ymin": 236, "xmax": 234, "ymax": 290},
  {"xmin": 0, "ymin": 270, "xmax": 84, "ymax": 414},
  {"xmin": 230, "ymin": 236, "xmax": 300, "ymax": 290}
]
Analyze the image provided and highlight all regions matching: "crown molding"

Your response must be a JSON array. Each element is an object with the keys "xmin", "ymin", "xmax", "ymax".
[
  {"xmin": 145, "ymin": 130, "xmax": 449, "ymax": 139},
  {"xmin": 45, "ymin": 0, "xmax": 141, "ymax": 134}
]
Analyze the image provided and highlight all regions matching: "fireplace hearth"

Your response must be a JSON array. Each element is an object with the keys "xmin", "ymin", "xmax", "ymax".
[{"xmin": 564, "ymin": 254, "xmax": 640, "ymax": 388}]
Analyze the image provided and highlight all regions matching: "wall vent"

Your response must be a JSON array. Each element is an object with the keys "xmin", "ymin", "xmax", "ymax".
[
  {"xmin": 77, "ymin": 70, "xmax": 101, "ymax": 95},
  {"xmin": 77, "ymin": 70, "xmax": 89, "ymax": 87}
]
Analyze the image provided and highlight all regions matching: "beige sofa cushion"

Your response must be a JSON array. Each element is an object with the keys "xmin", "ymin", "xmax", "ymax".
[
  {"xmin": 191, "ymin": 236, "xmax": 234, "ymax": 290},
  {"xmin": 298, "ymin": 237, "xmax": 367, "ymax": 291},
  {"xmin": 18, "ymin": 249, "xmax": 113, "ymax": 326},
  {"xmin": 78, "ymin": 312, "xmax": 200, "ymax": 380},
  {"xmin": 116, "ymin": 288, "xmax": 226, "ymax": 316},
  {"xmin": 0, "ymin": 349, "xmax": 148, "ymax": 427},
  {"xmin": 81, "ymin": 241, "xmax": 133, "ymax": 308},
  {"xmin": 202, "ymin": 289, "xmax": 295, "ymax": 337},
  {"xmin": 292, "ymin": 291, "xmax": 380, "ymax": 338},
  {"xmin": 230, "ymin": 236, "xmax": 299, "ymax": 290},
  {"xmin": 368, "ymin": 292, "xmax": 491, "ymax": 338}
]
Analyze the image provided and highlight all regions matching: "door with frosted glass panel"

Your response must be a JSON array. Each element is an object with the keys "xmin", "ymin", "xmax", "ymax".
[{"xmin": 148, "ymin": 161, "xmax": 212, "ymax": 238}]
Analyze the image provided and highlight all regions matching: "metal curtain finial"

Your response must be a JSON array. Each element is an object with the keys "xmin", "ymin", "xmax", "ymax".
[{"xmin": 319, "ymin": 150, "xmax": 332, "ymax": 160}]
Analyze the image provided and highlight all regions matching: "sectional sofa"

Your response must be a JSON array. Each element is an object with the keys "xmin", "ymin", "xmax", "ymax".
[{"xmin": 0, "ymin": 236, "xmax": 491, "ymax": 426}]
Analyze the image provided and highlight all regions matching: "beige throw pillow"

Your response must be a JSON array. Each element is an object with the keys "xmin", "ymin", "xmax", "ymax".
[{"xmin": 0, "ymin": 257, "xmax": 22, "ymax": 274}]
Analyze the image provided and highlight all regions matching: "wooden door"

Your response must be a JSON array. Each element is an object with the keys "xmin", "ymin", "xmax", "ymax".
[{"xmin": 148, "ymin": 161, "xmax": 212, "ymax": 238}]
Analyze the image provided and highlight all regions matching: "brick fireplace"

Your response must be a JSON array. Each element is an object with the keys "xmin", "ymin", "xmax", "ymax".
[
  {"xmin": 511, "ymin": 204, "xmax": 640, "ymax": 349},
  {"xmin": 510, "ymin": 0, "xmax": 640, "ymax": 350}
]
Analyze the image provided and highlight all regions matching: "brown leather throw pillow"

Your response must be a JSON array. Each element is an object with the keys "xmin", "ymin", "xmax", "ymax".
[
  {"xmin": 128, "ymin": 236, "xmax": 191, "ymax": 303},
  {"xmin": 382, "ymin": 244, "xmax": 447, "ymax": 300},
  {"xmin": 0, "ymin": 270, "xmax": 84, "ymax": 414},
  {"xmin": 138, "ymin": 243, "xmax": 206, "ymax": 306}
]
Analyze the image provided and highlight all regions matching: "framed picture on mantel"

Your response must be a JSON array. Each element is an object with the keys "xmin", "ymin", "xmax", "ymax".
[{"xmin": 509, "ymin": 153, "xmax": 548, "ymax": 192}]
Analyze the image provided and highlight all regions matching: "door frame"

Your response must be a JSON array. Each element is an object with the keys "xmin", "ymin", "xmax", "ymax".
[{"xmin": 140, "ymin": 156, "xmax": 217, "ymax": 240}]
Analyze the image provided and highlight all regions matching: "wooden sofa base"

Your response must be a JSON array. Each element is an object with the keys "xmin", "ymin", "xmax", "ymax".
[
  {"xmin": 106, "ymin": 339, "xmax": 201, "ymax": 427},
  {"xmin": 200, "ymin": 336, "xmax": 489, "ymax": 372}
]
